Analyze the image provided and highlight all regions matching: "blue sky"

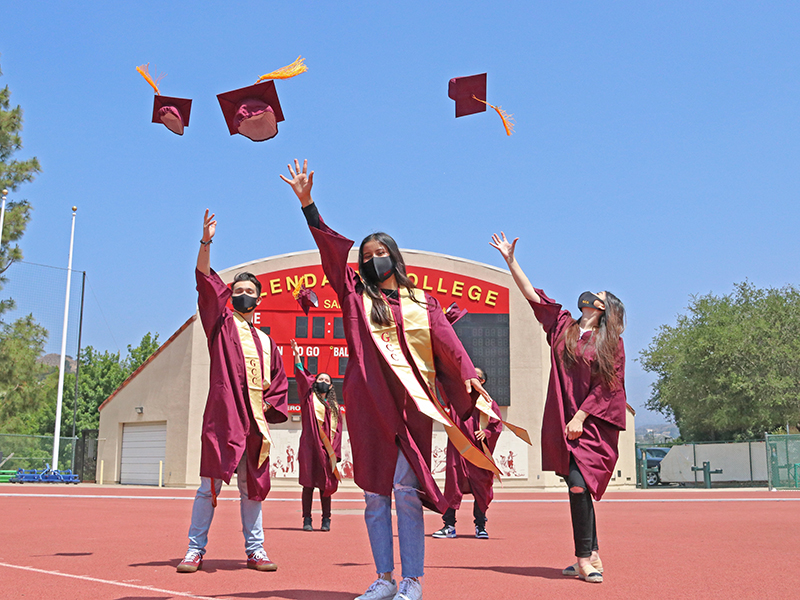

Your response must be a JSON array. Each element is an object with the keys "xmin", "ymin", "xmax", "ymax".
[{"xmin": 2, "ymin": 2, "xmax": 800, "ymax": 425}]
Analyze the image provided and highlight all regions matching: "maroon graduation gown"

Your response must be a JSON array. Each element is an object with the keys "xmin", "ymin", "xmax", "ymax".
[
  {"xmin": 531, "ymin": 289, "xmax": 626, "ymax": 501},
  {"xmin": 309, "ymin": 216, "xmax": 479, "ymax": 513},
  {"xmin": 296, "ymin": 365, "xmax": 343, "ymax": 496},
  {"xmin": 196, "ymin": 268, "xmax": 289, "ymax": 501},
  {"xmin": 443, "ymin": 399, "xmax": 503, "ymax": 514}
]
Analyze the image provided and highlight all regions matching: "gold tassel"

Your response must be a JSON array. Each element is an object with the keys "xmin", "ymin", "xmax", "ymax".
[
  {"xmin": 256, "ymin": 56, "xmax": 308, "ymax": 84},
  {"xmin": 292, "ymin": 274, "xmax": 309, "ymax": 299},
  {"xmin": 472, "ymin": 95, "xmax": 515, "ymax": 136},
  {"xmin": 136, "ymin": 63, "xmax": 163, "ymax": 95}
]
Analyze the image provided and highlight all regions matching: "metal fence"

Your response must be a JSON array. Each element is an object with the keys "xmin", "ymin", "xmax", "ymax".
[
  {"xmin": 765, "ymin": 434, "xmax": 800, "ymax": 490},
  {"xmin": 0, "ymin": 433, "xmax": 76, "ymax": 472}
]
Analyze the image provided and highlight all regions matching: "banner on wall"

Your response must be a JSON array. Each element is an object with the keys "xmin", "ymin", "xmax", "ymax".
[{"xmin": 267, "ymin": 428, "xmax": 528, "ymax": 480}]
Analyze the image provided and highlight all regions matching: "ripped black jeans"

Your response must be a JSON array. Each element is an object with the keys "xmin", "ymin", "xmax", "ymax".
[{"xmin": 567, "ymin": 456, "xmax": 599, "ymax": 559}]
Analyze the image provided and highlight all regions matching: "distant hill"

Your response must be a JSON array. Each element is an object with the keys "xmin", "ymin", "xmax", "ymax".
[
  {"xmin": 36, "ymin": 353, "xmax": 77, "ymax": 373},
  {"xmin": 636, "ymin": 423, "xmax": 680, "ymax": 443}
]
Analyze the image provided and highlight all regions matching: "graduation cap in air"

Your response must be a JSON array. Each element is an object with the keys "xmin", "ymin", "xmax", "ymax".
[
  {"xmin": 448, "ymin": 73, "xmax": 514, "ymax": 136},
  {"xmin": 444, "ymin": 302, "xmax": 468, "ymax": 325},
  {"xmin": 292, "ymin": 276, "xmax": 319, "ymax": 315},
  {"xmin": 136, "ymin": 64, "xmax": 192, "ymax": 136},
  {"xmin": 217, "ymin": 57, "xmax": 307, "ymax": 142}
]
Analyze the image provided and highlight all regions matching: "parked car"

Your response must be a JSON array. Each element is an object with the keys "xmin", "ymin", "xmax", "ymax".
[{"xmin": 637, "ymin": 447, "xmax": 670, "ymax": 486}]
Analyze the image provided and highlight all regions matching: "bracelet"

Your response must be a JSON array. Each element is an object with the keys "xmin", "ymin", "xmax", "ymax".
[{"xmin": 200, "ymin": 239, "xmax": 213, "ymax": 246}]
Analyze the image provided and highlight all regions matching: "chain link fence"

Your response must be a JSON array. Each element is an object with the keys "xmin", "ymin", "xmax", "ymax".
[{"xmin": 766, "ymin": 433, "xmax": 800, "ymax": 490}]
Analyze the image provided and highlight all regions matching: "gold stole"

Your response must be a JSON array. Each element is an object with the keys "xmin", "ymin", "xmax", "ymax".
[
  {"xmin": 314, "ymin": 395, "xmax": 342, "ymax": 481},
  {"xmin": 474, "ymin": 396, "xmax": 532, "ymax": 446},
  {"xmin": 363, "ymin": 290, "xmax": 500, "ymax": 476},
  {"xmin": 233, "ymin": 312, "xmax": 273, "ymax": 467}
]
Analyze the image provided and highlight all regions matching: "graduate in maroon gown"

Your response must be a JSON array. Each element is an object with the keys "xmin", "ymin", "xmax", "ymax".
[
  {"xmin": 290, "ymin": 339, "xmax": 343, "ymax": 532},
  {"xmin": 490, "ymin": 232, "xmax": 626, "ymax": 585},
  {"xmin": 281, "ymin": 159, "xmax": 493, "ymax": 600},
  {"xmin": 433, "ymin": 367, "xmax": 502, "ymax": 540},
  {"xmin": 177, "ymin": 209, "xmax": 289, "ymax": 574}
]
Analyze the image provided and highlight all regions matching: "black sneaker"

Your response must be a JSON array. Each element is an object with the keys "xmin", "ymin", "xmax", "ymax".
[
  {"xmin": 303, "ymin": 517, "xmax": 313, "ymax": 531},
  {"xmin": 475, "ymin": 524, "xmax": 488, "ymax": 539},
  {"xmin": 320, "ymin": 517, "xmax": 331, "ymax": 531}
]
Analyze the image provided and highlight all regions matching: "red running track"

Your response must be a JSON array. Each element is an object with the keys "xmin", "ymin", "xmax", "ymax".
[{"xmin": 0, "ymin": 484, "xmax": 798, "ymax": 599}]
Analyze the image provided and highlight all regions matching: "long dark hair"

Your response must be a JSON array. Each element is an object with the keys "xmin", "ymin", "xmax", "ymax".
[
  {"xmin": 358, "ymin": 232, "xmax": 424, "ymax": 326},
  {"xmin": 314, "ymin": 374, "xmax": 340, "ymax": 423},
  {"xmin": 561, "ymin": 291, "xmax": 625, "ymax": 388}
]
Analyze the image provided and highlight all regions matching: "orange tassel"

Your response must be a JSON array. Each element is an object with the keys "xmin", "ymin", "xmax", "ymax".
[
  {"xmin": 472, "ymin": 95, "xmax": 515, "ymax": 136},
  {"xmin": 136, "ymin": 63, "xmax": 164, "ymax": 95},
  {"xmin": 256, "ymin": 56, "xmax": 308, "ymax": 84}
]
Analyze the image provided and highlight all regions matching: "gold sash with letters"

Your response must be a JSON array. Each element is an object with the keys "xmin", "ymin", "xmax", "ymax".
[
  {"xmin": 364, "ymin": 290, "xmax": 500, "ymax": 476},
  {"xmin": 314, "ymin": 395, "xmax": 342, "ymax": 481},
  {"xmin": 233, "ymin": 312, "xmax": 273, "ymax": 467}
]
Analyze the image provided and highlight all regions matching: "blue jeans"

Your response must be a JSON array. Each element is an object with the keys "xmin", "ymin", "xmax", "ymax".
[
  {"xmin": 364, "ymin": 449, "xmax": 424, "ymax": 578},
  {"xmin": 188, "ymin": 456, "xmax": 264, "ymax": 556}
]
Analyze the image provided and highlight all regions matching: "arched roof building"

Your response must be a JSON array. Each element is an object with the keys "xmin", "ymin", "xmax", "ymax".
[{"xmin": 97, "ymin": 248, "xmax": 635, "ymax": 491}]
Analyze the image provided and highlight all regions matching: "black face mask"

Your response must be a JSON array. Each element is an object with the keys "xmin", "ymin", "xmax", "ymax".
[
  {"xmin": 362, "ymin": 255, "xmax": 395, "ymax": 283},
  {"xmin": 232, "ymin": 293, "xmax": 258, "ymax": 313},
  {"xmin": 315, "ymin": 381, "xmax": 331, "ymax": 395},
  {"xmin": 578, "ymin": 291, "xmax": 603, "ymax": 311}
]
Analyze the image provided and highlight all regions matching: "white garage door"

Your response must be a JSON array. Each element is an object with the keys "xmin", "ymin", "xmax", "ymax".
[{"xmin": 120, "ymin": 422, "xmax": 167, "ymax": 485}]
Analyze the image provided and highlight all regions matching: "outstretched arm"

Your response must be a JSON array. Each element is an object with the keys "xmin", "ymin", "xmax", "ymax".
[
  {"xmin": 489, "ymin": 232, "xmax": 541, "ymax": 303},
  {"xmin": 196, "ymin": 209, "xmax": 216, "ymax": 276}
]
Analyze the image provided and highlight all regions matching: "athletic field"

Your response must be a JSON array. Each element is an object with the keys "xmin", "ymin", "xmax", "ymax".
[{"xmin": 0, "ymin": 484, "xmax": 796, "ymax": 599}]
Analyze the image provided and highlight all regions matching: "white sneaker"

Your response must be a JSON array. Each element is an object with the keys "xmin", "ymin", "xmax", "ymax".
[
  {"xmin": 355, "ymin": 577, "xmax": 397, "ymax": 600},
  {"xmin": 431, "ymin": 525, "xmax": 456, "ymax": 538},
  {"xmin": 394, "ymin": 577, "xmax": 422, "ymax": 600}
]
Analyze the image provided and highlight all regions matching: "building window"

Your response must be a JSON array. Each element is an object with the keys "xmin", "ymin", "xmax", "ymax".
[
  {"xmin": 295, "ymin": 316, "xmax": 308, "ymax": 338},
  {"xmin": 312, "ymin": 316, "xmax": 326, "ymax": 339}
]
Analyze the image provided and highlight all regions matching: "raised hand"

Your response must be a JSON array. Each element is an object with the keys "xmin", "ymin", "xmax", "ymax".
[
  {"xmin": 290, "ymin": 339, "xmax": 301, "ymax": 360},
  {"xmin": 202, "ymin": 209, "xmax": 216, "ymax": 243},
  {"xmin": 279, "ymin": 159, "xmax": 314, "ymax": 206},
  {"xmin": 489, "ymin": 232, "xmax": 518, "ymax": 264}
]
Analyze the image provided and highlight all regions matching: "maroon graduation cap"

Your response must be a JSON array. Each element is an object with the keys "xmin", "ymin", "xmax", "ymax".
[
  {"xmin": 444, "ymin": 302, "xmax": 468, "ymax": 325},
  {"xmin": 448, "ymin": 72, "xmax": 514, "ymax": 135},
  {"xmin": 152, "ymin": 95, "xmax": 192, "ymax": 136},
  {"xmin": 217, "ymin": 81, "xmax": 284, "ymax": 142},
  {"xmin": 292, "ymin": 279, "xmax": 319, "ymax": 315},
  {"xmin": 137, "ymin": 64, "xmax": 192, "ymax": 136},
  {"xmin": 216, "ymin": 57, "xmax": 307, "ymax": 142},
  {"xmin": 448, "ymin": 73, "xmax": 488, "ymax": 118}
]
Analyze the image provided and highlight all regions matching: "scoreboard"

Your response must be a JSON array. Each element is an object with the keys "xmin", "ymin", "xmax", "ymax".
[{"xmin": 239, "ymin": 263, "xmax": 511, "ymax": 407}]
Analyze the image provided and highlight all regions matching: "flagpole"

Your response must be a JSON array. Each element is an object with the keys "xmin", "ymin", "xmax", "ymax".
[{"xmin": 52, "ymin": 206, "xmax": 77, "ymax": 471}]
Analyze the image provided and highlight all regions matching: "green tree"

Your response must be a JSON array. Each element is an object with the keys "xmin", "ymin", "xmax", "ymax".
[
  {"xmin": 640, "ymin": 281, "xmax": 800, "ymax": 441},
  {"xmin": 0, "ymin": 315, "xmax": 51, "ymax": 433},
  {"xmin": 49, "ymin": 332, "xmax": 162, "ymax": 436},
  {"xmin": 0, "ymin": 56, "xmax": 41, "ymax": 316}
]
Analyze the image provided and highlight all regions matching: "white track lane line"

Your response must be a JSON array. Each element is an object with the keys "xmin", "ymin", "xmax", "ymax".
[
  {"xmin": 0, "ymin": 562, "xmax": 229, "ymax": 600},
  {"xmin": 1, "ymin": 493, "xmax": 798, "ymax": 502}
]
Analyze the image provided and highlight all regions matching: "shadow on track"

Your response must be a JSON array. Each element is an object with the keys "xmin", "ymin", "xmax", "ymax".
[
  {"xmin": 129, "ymin": 558, "xmax": 244, "ymax": 573},
  {"xmin": 432, "ymin": 564, "xmax": 564, "ymax": 580},
  {"xmin": 217, "ymin": 590, "xmax": 358, "ymax": 599}
]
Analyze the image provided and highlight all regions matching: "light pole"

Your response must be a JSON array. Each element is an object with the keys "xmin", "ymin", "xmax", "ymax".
[
  {"xmin": 0, "ymin": 189, "xmax": 7, "ymax": 246},
  {"xmin": 52, "ymin": 206, "xmax": 77, "ymax": 471}
]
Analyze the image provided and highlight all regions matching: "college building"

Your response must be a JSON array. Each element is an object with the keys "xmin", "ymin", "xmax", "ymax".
[{"xmin": 96, "ymin": 248, "xmax": 636, "ymax": 491}]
